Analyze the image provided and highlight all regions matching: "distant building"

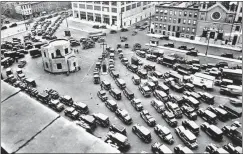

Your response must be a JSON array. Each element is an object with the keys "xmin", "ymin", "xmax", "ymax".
[
  {"xmin": 1, "ymin": 2, "xmax": 18, "ymax": 18},
  {"xmin": 71, "ymin": 1, "xmax": 158, "ymax": 29},
  {"xmin": 197, "ymin": 1, "xmax": 241, "ymax": 45},
  {"xmin": 41, "ymin": 39, "xmax": 79, "ymax": 74},
  {"xmin": 150, "ymin": 2, "xmax": 199, "ymax": 40}
]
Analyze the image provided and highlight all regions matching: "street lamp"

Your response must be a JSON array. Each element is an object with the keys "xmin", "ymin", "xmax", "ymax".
[
  {"xmin": 205, "ymin": 30, "xmax": 210, "ymax": 56},
  {"xmin": 120, "ymin": 8, "xmax": 123, "ymax": 29}
]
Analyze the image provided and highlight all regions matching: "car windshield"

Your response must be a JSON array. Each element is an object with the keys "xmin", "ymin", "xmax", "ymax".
[
  {"xmin": 167, "ymin": 112, "xmax": 175, "ymax": 118},
  {"xmin": 120, "ymin": 110, "xmax": 128, "ymax": 117}
]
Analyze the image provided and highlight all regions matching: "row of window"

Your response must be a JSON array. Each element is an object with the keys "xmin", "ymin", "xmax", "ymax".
[
  {"xmin": 154, "ymin": 30, "xmax": 195, "ymax": 38},
  {"xmin": 74, "ymin": 3, "xmax": 118, "ymax": 13},
  {"xmin": 21, "ymin": 4, "xmax": 31, "ymax": 10},
  {"xmin": 121, "ymin": 2, "xmax": 150, "ymax": 12},
  {"xmin": 121, "ymin": 1, "xmax": 151, "ymax": 6},
  {"xmin": 43, "ymin": 48, "xmax": 69, "ymax": 59},
  {"xmin": 155, "ymin": 8, "xmax": 198, "ymax": 18},
  {"xmin": 155, "ymin": 16, "xmax": 197, "ymax": 25},
  {"xmin": 154, "ymin": 24, "xmax": 196, "ymax": 34}
]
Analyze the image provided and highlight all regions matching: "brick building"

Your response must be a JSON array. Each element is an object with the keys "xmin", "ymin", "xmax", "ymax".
[{"xmin": 150, "ymin": 2, "xmax": 199, "ymax": 40}]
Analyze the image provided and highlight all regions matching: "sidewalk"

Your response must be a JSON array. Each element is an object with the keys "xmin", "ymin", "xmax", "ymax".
[
  {"xmin": 147, "ymin": 33, "xmax": 242, "ymax": 52},
  {"xmin": 146, "ymin": 44, "xmax": 242, "ymax": 63}
]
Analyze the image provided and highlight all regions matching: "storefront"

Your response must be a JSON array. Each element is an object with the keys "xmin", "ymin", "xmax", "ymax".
[
  {"xmin": 112, "ymin": 16, "xmax": 117, "ymax": 25},
  {"xmin": 95, "ymin": 14, "xmax": 101, "ymax": 23},
  {"xmin": 80, "ymin": 11, "xmax": 86, "ymax": 20},
  {"xmin": 87, "ymin": 12, "xmax": 94, "ymax": 21},
  {"xmin": 103, "ymin": 15, "xmax": 110, "ymax": 25}
]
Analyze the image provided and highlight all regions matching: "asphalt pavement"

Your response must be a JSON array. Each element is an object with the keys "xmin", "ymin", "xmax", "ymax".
[{"xmin": 1, "ymin": 17, "xmax": 242, "ymax": 153}]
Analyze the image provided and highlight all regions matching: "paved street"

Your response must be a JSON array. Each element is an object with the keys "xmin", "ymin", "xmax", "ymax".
[{"xmin": 1, "ymin": 15, "xmax": 242, "ymax": 153}]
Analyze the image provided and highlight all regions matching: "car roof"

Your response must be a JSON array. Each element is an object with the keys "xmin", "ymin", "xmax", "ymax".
[
  {"xmin": 184, "ymin": 130, "xmax": 196, "ymax": 140},
  {"xmin": 153, "ymin": 99, "xmax": 164, "ymax": 106},
  {"xmin": 99, "ymin": 90, "xmax": 106, "ymax": 95},
  {"xmin": 111, "ymin": 124, "xmax": 125, "ymax": 131},
  {"xmin": 94, "ymin": 113, "xmax": 108, "ymax": 120},
  {"xmin": 139, "ymin": 126, "xmax": 150, "ymax": 135},
  {"xmin": 209, "ymin": 125, "xmax": 222, "ymax": 134},
  {"xmin": 143, "ymin": 86, "xmax": 150, "ymax": 91},
  {"xmin": 119, "ymin": 109, "xmax": 128, "ymax": 115},
  {"xmin": 107, "ymin": 100, "xmax": 117, "ymax": 105},
  {"xmin": 133, "ymin": 74, "xmax": 140, "ymax": 79},
  {"xmin": 75, "ymin": 102, "xmax": 87, "ymax": 108},
  {"xmin": 117, "ymin": 78, "xmax": 125, "ymax": 84},
  {"xmin": 81, "ymin": 115, "xmax": 95, "ymax": 122},
  {"xmin": 182, "ymin": 146, "xmax": 193, "ymax": 153},
  {"xmin": 188, "ymin": 96, "xmax": 199, "ymax": 104},
  {"xmin": 64, "ymin": 95, "xmax": 72, "ymax": 99},
  {"xmin": 160, "ymin": 126, "xmax": 170, "ymax": 134},
  {"xmin": 112, "ymin": 89, "xmax": 121, "ymax": 94},
  {"xmin": 187, "ymin": 120, "xmax": 199, "ymax": 129},
  {"xmin": 203, "ymin": 92, "xmax": 214, "ymax": 98},
  {"xmin": 159, "ymin": 144, "xmax": 172, "ymax": 153},
  {"xmin": 110, "ymin": 132, "xmax": 127, "ymax": 142},
  {"xmin": 217, "ymin": 148, "xmax": 229, "ymax": 154},
  {"xmin": 156, "ymin": 90, "xmax": 167, "ymax": 97},
  {"xmin": 205, "ymin": 110, "xmax": 217, "ymax": 118}
]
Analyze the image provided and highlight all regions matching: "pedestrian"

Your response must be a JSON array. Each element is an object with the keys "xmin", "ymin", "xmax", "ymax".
[{"xmin": 100, "ymin": 83, "xmax": 103, "ymax": 90}]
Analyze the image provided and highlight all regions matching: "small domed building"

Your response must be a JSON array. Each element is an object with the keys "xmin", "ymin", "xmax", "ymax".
[{"xmin": 41, "ymin": 39, "xmax": 79, "ymax": 74}]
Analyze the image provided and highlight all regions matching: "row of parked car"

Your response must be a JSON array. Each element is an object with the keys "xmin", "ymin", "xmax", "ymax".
[
  {"xmin": 1, "ymin": 23, "xmax": 17, "ymax": 30},
  {"xmin": 94, "ymin": 44, "xmax": 242, "ymax": 152}
]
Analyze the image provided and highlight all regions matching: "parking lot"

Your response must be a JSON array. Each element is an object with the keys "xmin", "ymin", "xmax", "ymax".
[{"xmin": 1, "ymin": 14, "xmax": 242, "ymax": 153}]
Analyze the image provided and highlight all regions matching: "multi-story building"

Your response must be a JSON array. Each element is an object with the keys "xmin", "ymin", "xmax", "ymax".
[
  {"xmin": 71, "ymin": 1, "xmax": 158, "ymax": 29},
  {"xmin": 150, "ymin": 2, "xmax": 199, "ymax": 40},
  {"xmin": 15, "ymin": 2, "xmax": 33, "ymax": 19},
  {"xmin": 1, "ymin": 2, "xmax": 18, "ymax": 18},
  {"xmin": 41, "ymin": 39, "xmax": 79, "ymax": 74}
]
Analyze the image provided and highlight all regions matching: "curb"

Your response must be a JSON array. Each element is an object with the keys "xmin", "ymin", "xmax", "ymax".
[
  {"xmin": 1, "ymin": 30, "xmax": 28, "ymax": 39},
  {"xmin": 148, "ymin": 44, "xmax": 242, "ymax": 63}
]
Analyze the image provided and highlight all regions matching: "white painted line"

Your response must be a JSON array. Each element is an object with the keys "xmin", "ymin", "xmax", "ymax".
[{"xmin": 80, "ymin": 61, "xmax": 95, "ymax": 83}]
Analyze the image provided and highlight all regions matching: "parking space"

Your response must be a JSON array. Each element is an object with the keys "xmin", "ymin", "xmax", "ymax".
[{"xmin": 1, "ymin": 14, "xmax": 242, "ymax": 153}]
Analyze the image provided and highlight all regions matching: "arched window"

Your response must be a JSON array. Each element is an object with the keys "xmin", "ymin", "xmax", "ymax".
[{"xmin": 56, "ymin": 49, "xmax": 61, "ymax": 57}]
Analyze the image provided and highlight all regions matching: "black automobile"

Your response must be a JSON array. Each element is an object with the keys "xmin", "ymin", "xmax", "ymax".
[
  {"xmin": 121, "ymin": 57, "xmax": 129, "ymax": 66},
  {"xmin": 92, "ymin": 113, "xmax": 110, "ymax": 127},
  {"xmin": 127, "ymin": 64, "xmax": 138, "ymax": 73},
  {"xmin": 164, "ymin": 42, "xmax": 174, "ymax": 48},
  {"xmin": 180, "ymin": 105, "xmax": 197, "ymax": 120},
  {"xmin": 64, "ymin": 107, "xmax": 79, "ymax": 120},
  {"xmin": 200, "ymin": 122, "xmax": 223, "ymax": 141},
  {"xmin": 151, "ymin": 71, "xmax": 163, "ymax": 78},
  {"xmin": 178, "ymin": 45, "xmax": 187, "ymax": 50},
  {"xmin": 1, "ymin": 26, "xmax": 7, "ymax": 30},
  {"xmin": 137, "ymin": 70, "xmax": 148, "ymax": 79},
  {"xmin": 120, "ymin": 36, "xmax": 127, "ymax": 42},
  {"xmin": 175, "ymin": 126, "xmax": 198, "ymax": 149},
  {"xmin": 136, "ymin": 50, "xmax": 146, "ymax": 58},
  {"xmin": 18, "ymin": 60, "xmax": 27, "ymax": 68},
  {"xmin": 73, "ymin": 102, "xmax": 89, "ymax": 114},
  {"xmin": 144, "ymin": 64, "xmax": 156, "ymax": 71},
  {"xmin": 115, "ymin": 108, "xmax": 132, "ymax": 125},
  {"xmin": 162, "ymin": 111, "xmax": 178, "ymax": 127},
  {"xmin": 110, "ymin": 30, "xmax": 117, "ymax": 34},
  {"xmin": 216, "ymin": 62, "xmax": 228, "ymax": 68},
  {"xmin": 109, "ymin": 88, "xmax": 122, "ymax": 100},
  {"xmin": 131, "ymin": 98, "xmax": 143, "ymax": 111},
  {"xmin": 97, "ymin": 90, "xmax": 108, "ymax": 102},
  {"xmin": 207, "ymin": 105, "xmax": 229, "ymax": 122},
  {"xmin": 223, "ymin": 143, "xmax": 242, "ymax": 154},
  {"xmin": 123, "ymin": 88, "xmax": 134, "ymax": 100},
  {"xmin": 101, "ymin": 80, "xmax": 111, "ymax": 90},
  {"xmin": 121, "ymin": 28, "xmax": 129, "ymax": 32},
  {"xmin": 154, "ymin": 124, "xmax": 174, "ymax": 144},
  {"xmin": 76, "ymin": 120, "xmax": 93, "ymax": 133},
  {"xmin": 151, "ymin": 142, "xmax": 173, "ymax": 153},
  {"xmin": 92, "ymin": 25, "xmax": 99, "ymax": 29},
  {"xmin": 197, "ymin": 92, "xmax": 214, "ymax": 105},
  {"xmin": 132, "ymin": 124, "xmax": 152, "ymax": 143},
  {"xmin": 79, "ymin": 114, "xmax": 96, "ymax": 130},
  {"xmin": 174, "ymin": 144, "xmax": 193, "ymax": 154},
  {"xmin": 182, "ymin": 119, "xmax": 200, "ymax": 136},
  {"xmin": 165, "ymin": 101, "xmax": 183, "ymax": 119},
  {"xmin": 105, "ymin": 99, "xmax": 118, "ymax": 112},
  {"xmin": 146, "ymin": 54, "xmax": 157, "ymax": 62},
  {"xmin": 205, "ymin": 144, "xmax": 229, "ymax": 154},
  {"xmin": 221, "ymin": 125, "xmax": 242, "ymax": 146},
  {"xmin": 60, "ymin": 95, "xmax": 74, "ymax": 106},
  {"xmin": 168, "ymin": 94, "xmax": 184, "ymax": 106},
  {"xmin": 139, "ymin": 85, "xmax": 152, "ymax": 97},
  {"xmin": 109, "ymin": 70, "xmax": 119, "ymax": 79},
  {"xmin": 115, "ymin": 78, "xmax": 126, "ymax": 90},
  {"xmin": 9, "ymin": 23, "xmax": 17, "ymax": 28},
  {"xmin": 151, "ymin": 99, "xmax": 165, "ymax": 113},
  {"xmin": 132, "ymin": 74, "xmax": 141, "ymax": 85},
  {"xmin": 186, "ymin": 50, "xmax": 198, "ymax": 56},
  {"xmin": 109, "ymin": 124, "xmax": 127, "ymax": 136},
  {"xmin": 140, "ymin": 110, "xmax": 156, "ymax": 127},
  {"xmin": 197, "ymin": 108, "xmax": 217, "ymax": 124},
  {"xmin": 105, "ymin": 131, "xmax": 131, "ymax": 151},
  {"xmin": 37, "ymin": 92, "xmax": 50, "ymax": 104},
  {"xmin": 221, "ymin": 53, "xmax": 233, "ymax": 59}
]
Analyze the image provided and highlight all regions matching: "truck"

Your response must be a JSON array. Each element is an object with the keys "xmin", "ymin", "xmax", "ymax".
[
  {"xmin": 131, "ymin": 56, "xmax": 143, "ymax": 66},
  {"xmin": 190, "ymin": 73, "xmax": 215, "ymax": 90},
  {"xmin": 29, "ymin": 48, "xmax": 41, "ymax": 58}
]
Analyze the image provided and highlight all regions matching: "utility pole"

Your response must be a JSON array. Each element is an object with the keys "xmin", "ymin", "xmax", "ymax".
[
  {"xmin": 120, "ymin": 9, "xmax": 123, "ymax": 29},
  {"xmin": 149, "ymin": 12, "xmax": 151, "ymax": 33},
  {"xmin": 100, "ymin": 42, "xmax": 107, "ymax": 59},
  {"xmin": 205, "ymin": 31, "xmax": 210, "ymax": 56}
]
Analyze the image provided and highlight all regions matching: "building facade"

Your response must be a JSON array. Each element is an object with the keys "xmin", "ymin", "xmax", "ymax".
[
  {"xmin": 41, "ymin": 39, "xmax": 79, "ymax": 74},
  {"xmin": 150, "ymin": 2, "xmax": 199, "ymax": 40},
  {"xmin": 71, "ymin": 1, "xmax": 158, "ymax": 29},
  {"xmin": 196, "ymin": 2, "xmax": 241, "ymax": 45}
]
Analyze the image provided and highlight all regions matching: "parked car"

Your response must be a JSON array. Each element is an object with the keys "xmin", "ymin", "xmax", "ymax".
[
  {"xmin": 197, "ymin": 108, "xmax": 217, "ymax": 124},
  {"xmin": 154, "ymin": 124, "xmax": 174, "ymax": 144},
  {"xmin": 9, "ymin": 23, "xmax": 17, "ymax": 27},
  {"xmin": 79, "ymin": 114, "xmax": 96, "ymax": 130},
  {"xmin": 101, "ymin": 80, "xmax": 111, "ymax": 90},
  {"xmin": 223, "ymin": 143, "xmax": 242, "ymax": 154},
  {"xmin": 109, "ymin": 124, "xmax": 127, "ymax": 136},
  {"xmin": 144, "ymin": 64, "xmax": 156, "ymax": 71},
  {"xmin": 76, "ymin": 120, "xmax": 93, "ymax": 133},
  {"xmin": 151, "ymin": 99, "xmax": 165, "ymax": 113},
  {"xmin": 200, "ymin": 122, "xmax": 223, "ymax": 141},
  {"xmin": 140, "ymin": 110, "xmax": 156, "ymax": 127},
  {"xmin": 132, "ymin": 74, "xmax": 141, "ymax": 85},
  {"xmin": 139, "ymin": 85, "xmax": 152, "ymax": 97},
  {"xmin": 151, "ymin": 142, "xmax": 173, "ymax": 154},
  {"xmin": 73, "ymin": 102, "xmax": 89, "ymax": 114},
  {"xmin": 115, "ymin": 108, "xmax": 132, "ymax": 125},
  {"xmin": 175, "ymin": 126, "xmax": 198, "ymax": 149},
  {"xmin": 205, "ymin": 143, "xmax": 229, "ymax": 154},
  {"xmin": 162, "ymin": 111, "xmax": 178, "ymax": 127},
  {"xmin": 207, "ymin": 105, "xmax": 229, "ymax": 122},
  {"xmin": 110, "ymin": 30, "xmax": 117, "ymax": 34},
  {"xmin": 109, "ymin": 88, "xmax": 122, "ymax": 100},
  {"xmin": 123, "ymin": 88, "xmax": 135, "ymax": 100},
  {"xmin": 105, "ymin": 131, "xmax": 131, "ymax": 151},
  {"xmin": 221, "ymin": 53, "xmax": 233, "ymax": 58},
  {"xmin": 64, "ymin": 107, "xmax": 79, "ymax": 120},
  {"xmin": 164, "ymin": 42, "xmax": 174, "ymax": 48},
  {"xmin": 60, "ymin": 95, "xmax": 74, "ymax": 106},
  {"xmin": 182, "ymin": 119, "xmax": 200, "ymax": 136},
  {"xmin": 153, "ymin": 90, "xmax": 169, "ymax": 102},
  {"xmin": 132, "ymin": 124, "xmax": 152, "ymax": 143},
  {"xmin": 181, "ymin": 105, "xmax": 197, "ymax": 120},
  {"xmin": 105, "ymin": 99, "xmax": 118, "ymax": 112},
  {"xmin": 18, "ymin": 60, "xmax": 27, "ymax": 68},
  {"xmin": 92, "ymin": 113, "xmax": 110, "ymax": 127},
  {"xmin": 174, "ymin": 144, "xmax": 194, "ymax": 154},
  {"xmin": 165, "ymin": 101, "xmax": 183, "ymax": 118},
  {"xmin": 221, "ymin": 125, "xmax": 242, "ymax": 146},
  {"xmin": 131, "ymin": 98, "xmax": 143, "ymax": 111},
  {"xmin": 97, "ymin": 90, "xmax": 108, "ymax": 102},
  {"xmin": 137, "ymin": 70, "xmax": 148, "ymax": 79},
  {"xmin": 197, "ymin": 92, "xmax": 215, "ymax": 104}
]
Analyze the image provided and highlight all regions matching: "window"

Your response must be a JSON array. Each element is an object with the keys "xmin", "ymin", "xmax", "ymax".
[
  {"xmin": 167, "ymin": 32, "xmax": 170, "ymax": 35},
  {"xmin": 65, "ymin": 48, "xmax": 68, "ymax": 54},
  {"xmin": 177, "ymin": 26, "xmax": 180, "ymax": 31},
  {"xmin": 159, "ymin": 24, "xmax": 162, "ymax": 28},
  {"xmin": 73, "ymin": 3, "xmax": 78, "ymax": 8},
  {"xmin": 56, "ymin": 49, "xmax": 61, "ymax": 57},
  {"xmin": 240, "ymin": 7, "xmax": 242, "ymax": 13},
  {"xmin": 235, "ymin": 26, "xmax": 240, "ymax": 31},
  {"xmin": 173, "ymin": 19, "xmax": 176, "ymax": 23},
  {"xmin": 73, "ymin": 62, "xmax": 76, "ymax": 67},
  {"xmin": 155, "ymin": 16, "xmax": 158, "ymax": 21},
  {"xmin": 121, "ymin": 7, "xmax": 125, "ymax": 12},
  {"xmin": 102, "ymin": 1, "xmax": 109, "ymax": 5},
  {"xmin": 194, "ymin": 12, "xmax": 198, "ymax": 18},
  {"xmin": 132, "ymin": 3, "xmax": 136, "ymax": 9},
  {"xmin": 168, "ymin": 25, "xmax": 171, "ymax": 31},
  {"xmin": 44, "ymin": 52, "xmax": 46, "ymax": 57},
  {"xmin": 163, "ymin": 25, "xmax": 166, "ymax": 30},
  {"xmin": 155, "ymin": 30, "xmax": 157, "ymax": 33},
  {"xmin": 159, "ymin": 30, "xmax": 161, "ymax": 33},
  {"xmin": 193, "ymin": 20, "xmax": 196, "ymax": 25},
  {"xmin": 184, "ymin": 11, "xmax": 187, "ymax": 16},
  {"xmin": 192, "ymin": 28, "xmax": 195, "ymax": 33},
  {"xmin": 126, "ymin": 2, "xmax": 131, "ymax": 4},
  {"xmin": 173, "ymin": 26, "xmax": 175, "ymax": 31},
  {"xmin": 155, "ymin": 24, "xmax": 158, "ymax": 28},
  {"xmin": 169, "ymin": 17, "xmax": 171, "ymax": 22},
  {"xmin": 178, "ymin": 18, "xmax": 181, "ymax": 23},
  {"xmin": 183, "ymin": 19, "xmax": 186, "ymax": 24},
  {"xmin": 188, "ymin": 19, "xmax": 191, "ymax": 24},
  {"xmin": 121, "ymin": 2, "xmax": 124, "ymax": 5},
  {"xmin": 181, "ymin": 34, "xmax": 184, "ymax": 37},
  {"xmin": 102, "ymin": 7, "xmax": 109, "ymax": 12},
  {"xmin": 111, "ymin": 2, "xmax": 117, "ymax": 6},
  {"xmin": 143, "ymin": 2, "xmax": 147, "ymax": 5},
  {"xmin": 156, "ymin": 9, "xmax": 159, "ymax": 13},
  {"xmin": 45, "ymin": 62, "xmax": 48, "ymax": 68},
  {"xmin": 112, "ymin": 8, "xmax": 117, "ymax": 13},
  {"xmin": 186, "ymin": 35, "xmax": 189, "ymax": 38},
  {"xmin": 137, "ymin": 2, "xmax": 141, "ymax": 7},
  {"xmin": 126, "ymin": 5, "xmax": 131, "ymax": 11},
  {"xmin": 86, "ymin": 5, "xmax": 93, "ymax": 10},
  {"xmin": 57, "ymin": 63, "xmax": 62, "ymax": 69},
  {"xmin": 164, "ymin": 10, "xmax": 168, "ymax": 15},
  {"xmin": 164, "ymin": 16, "xmax": 167, "ymax": 22},
  {"xmin": 174, "ymin": 11, "xmax": 177, "ymax": 15},
  {"xmin": 187, "ymin": 27, "xmax": 190, "ymax": 32},
  {"xmin": 51, "ymin": 53, "xmax": 54, "ymax": 59},
  {"xmin": 94, "ymin": 1, "xmax": 100, "ymax": 4},
  {"xmin": 179, "ymin": 11, "xmax": 182, "ymax": 16},
  {"xmin": 189, "ymin": 12, "xmax": 192, "ymax": 17},
  {"xmin": 169, "ymin": 10, "xmax": 172, "ymax": 15},
  {"xmin": 94, "ymin": 6, "xmax": 101, "ymax": 10},
  {"xmin": 160, "ymin": 16, "xmax": 163, "ymax": 21},
  {"xmin": 160, "ymin": 9, "xmax": 163, "ymax": 13},
  {"xmin": 182, "ymin": 27, "xmax": 185, "ymax": 32}
]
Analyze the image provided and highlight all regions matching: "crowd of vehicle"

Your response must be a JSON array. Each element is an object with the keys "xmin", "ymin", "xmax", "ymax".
[{"xmin": 89, "ymin": 37, "xmax": 242, "ymax": 153}]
